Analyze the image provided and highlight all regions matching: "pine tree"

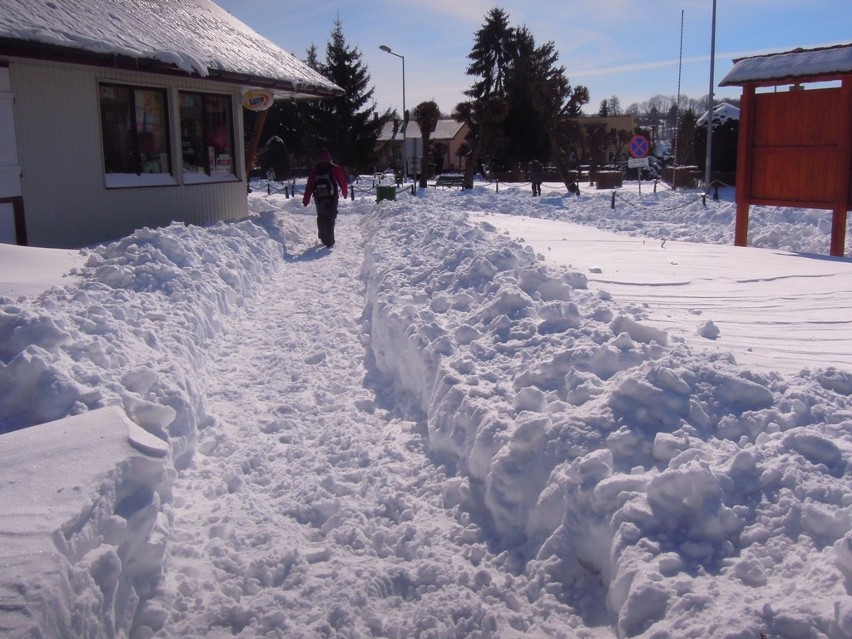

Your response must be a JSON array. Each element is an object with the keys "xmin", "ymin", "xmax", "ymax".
[
  {"xmin": 458, "ymin": 9, "xmax": 589, "ymax": 188},
  {"xmin": 455, "ymin": 8, "xmax": 514, "ymax": 187},
  {"xmin": 502, "ymin": 27, "xmax": 558, "ymax": 167},
  {"xmin": 300, "ymin": 20, "xmax": 388, "ymax": 174},
  {"xmin": 465, "ymin": 8, "xmax": 514, "ymax": 101},
  {"xmin": 676, "ymin": 109, "xmax": 697, "ymax": 166}
]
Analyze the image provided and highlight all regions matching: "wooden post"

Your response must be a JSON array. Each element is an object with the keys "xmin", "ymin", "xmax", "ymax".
[
  {"xmin": 830, "ymin": 77, "xmax": 852, "ymax": 257},
  {"xmin": 734, "ymin": 85, "xmax": 755, "ymax": 247},
  {"xmin": 244, "ymin": 109, "xmax": 269, "ymax": 180}
]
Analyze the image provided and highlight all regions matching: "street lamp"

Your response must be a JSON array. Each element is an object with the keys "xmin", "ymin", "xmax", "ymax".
[{"xmin": 379, "ymin": 44, "xmax": 406, "ymax": 178}]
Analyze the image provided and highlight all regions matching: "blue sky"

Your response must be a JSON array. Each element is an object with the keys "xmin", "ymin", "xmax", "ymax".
[{"xmin": 216, "ymin": 0, "xmax": 851, "ymax": 115}]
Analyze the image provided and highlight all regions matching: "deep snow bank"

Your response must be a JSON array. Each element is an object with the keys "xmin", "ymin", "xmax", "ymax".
[
  {"xmin": 0, "ymin": 217, "xmax": 288, "ymax": 464},
  {"xmin": 2, "ymin": 192, "xmax": 851, "ymax": 638},
  {"xmin": 362, "ymin": 195, "xmax": 852, "ymax": 637},
  {"xmin": 0, "ymin": 215, "xmax": 292, "ymax": 638}
]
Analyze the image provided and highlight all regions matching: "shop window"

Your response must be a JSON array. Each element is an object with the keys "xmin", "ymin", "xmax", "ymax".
[
  {"xmin": 179, "ymin": 92, "xmax": 235, "ymax": 180},
  {"xmin": 99, "ymin": 84, "xmax": 173, "ymax": 186}
]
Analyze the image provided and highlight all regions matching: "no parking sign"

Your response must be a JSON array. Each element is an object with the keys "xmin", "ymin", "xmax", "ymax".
[{"xmin": 628, "ymin": 134, "xmax": 649, "ymax": 158}]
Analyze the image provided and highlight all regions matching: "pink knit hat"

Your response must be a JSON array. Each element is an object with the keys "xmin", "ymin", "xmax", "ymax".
[{"xmin": 317, "ymin": 149, "xmax": 332, "ymax": 163}]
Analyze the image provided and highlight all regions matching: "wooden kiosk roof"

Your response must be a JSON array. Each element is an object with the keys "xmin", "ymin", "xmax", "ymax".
[
  {"xmin": 720, "ymin": 44, "xmax": 852, "ymax": 257},
  {"xmin": 720, "ymin": 44, "xmax": 852, "ymax": 88}
]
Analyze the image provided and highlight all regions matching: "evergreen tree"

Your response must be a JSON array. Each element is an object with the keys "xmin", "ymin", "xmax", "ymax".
[
  {"xmin": 675, "ymin": 109, "xmax": 697, "ymax": 166},
  {"xmin": 458, "ymin": 8, "xmax": 588, "ymax": 188},
  {"xmin": 300, "ymin": 20, "xmax": 388, "ymax": 173},
  {"xmin": 694, "ymin": 107, "xmax": 739, "ymax": 174},
  {"xmin": 519, "ymin": 36, "xmax": 588, "ymax": 189},
  {"xmin": 465, "ymin": 8, "xmax": 514, "ymax": 101},
  {"xmin": 455, "ymin": 8, "xmax": 515, "ymax": 188},
  {"xmin": 502, "ymin": 27, "xmax": 558, "ymax": 167}
]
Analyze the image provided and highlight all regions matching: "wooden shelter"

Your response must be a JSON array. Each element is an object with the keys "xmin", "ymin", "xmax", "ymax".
[{"xmin": 720, "ymin": 44, "xmax": 852, "ymax": 256}]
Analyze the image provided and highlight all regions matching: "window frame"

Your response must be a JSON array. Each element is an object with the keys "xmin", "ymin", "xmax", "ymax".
[
  {"xmin": 98, "ymin": 82, "xmax": 176, "ymax": 189},
  {"xmin": 178, "ymin": 90, "xmax": 238, "ymax": 184}
]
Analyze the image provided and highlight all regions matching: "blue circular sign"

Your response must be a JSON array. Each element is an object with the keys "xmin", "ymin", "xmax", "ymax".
[{"xmin": 628, "ymin": 135, "xmax": 650, "ymax": 158}]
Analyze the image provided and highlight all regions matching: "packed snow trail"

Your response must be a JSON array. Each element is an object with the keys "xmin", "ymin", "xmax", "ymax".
[{"xmin": 148, "ymin": 213, "xmax": 579, "ymax": 638}]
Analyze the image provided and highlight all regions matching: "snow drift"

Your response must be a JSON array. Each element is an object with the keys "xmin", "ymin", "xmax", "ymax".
[{"xmin": 1, "ymin": 185, "xmax": 850, "ymax": 638}]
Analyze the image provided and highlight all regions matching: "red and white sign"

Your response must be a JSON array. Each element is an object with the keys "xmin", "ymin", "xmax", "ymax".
[{"xmin": 628, "ymin": 134, "xmax": 650, "ymax": 158}]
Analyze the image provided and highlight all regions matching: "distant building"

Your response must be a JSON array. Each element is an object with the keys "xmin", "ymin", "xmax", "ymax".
[
  {"xmin": 570, "ymin": 114, "xmax": 638, "ymax": 165},
  {"xmin": 376, "ymin": 117, "xmax": 470, "ymax": 176},
  {"xmin": 0, "ymin": 0, "xmax": 342, "ymax": 248}
]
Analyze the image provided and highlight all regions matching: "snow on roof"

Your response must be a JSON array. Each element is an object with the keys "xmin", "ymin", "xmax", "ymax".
[
  {"xmin": 378, "ymin": 118, "xmax": 466, "ymax": 141},
  {"xmin": 0, "ymin": 0, "xmax": 342, "ymax": 99},
  {"xmin": 697, "ymin": 102, "xmax": 740, "ymax": 126},
  {"xmin": 720, "ymin": 43, "xmax": 852, "ymax": 86}
]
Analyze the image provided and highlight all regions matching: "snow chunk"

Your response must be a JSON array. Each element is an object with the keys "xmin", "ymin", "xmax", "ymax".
[
  {"xmin": 697, "ymin": 319, "xmax": 721, "ymax": 340},
  {"xmin": 611, "ymin": 316, "xmax": 668, "ymax": 346},
  {"xmin": 0, "ymin": 406, "xmax": 173, "ymax": 638}
]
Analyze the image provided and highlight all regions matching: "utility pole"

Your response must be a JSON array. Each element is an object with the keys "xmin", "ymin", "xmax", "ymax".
[{"xmin": 704, "ymin": 0, "xmax": 717, "ymax": 194}]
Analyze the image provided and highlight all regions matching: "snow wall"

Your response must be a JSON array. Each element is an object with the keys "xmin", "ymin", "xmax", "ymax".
[
  {"xmin": 360, "ymin": 203, "xmax": 852, "ymax": 637},
  {"xmin": 0, "ymin": 202, "xmax": 851, "ymax": 637},
  {"xmin": 0, "ymin": 216, "xmax": 287, "ymax": 637}
]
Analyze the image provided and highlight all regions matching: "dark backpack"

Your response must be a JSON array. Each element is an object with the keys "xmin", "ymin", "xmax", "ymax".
[{"xmin": 313, "ymin": 166, "xmax": 338, "ymax": 200}]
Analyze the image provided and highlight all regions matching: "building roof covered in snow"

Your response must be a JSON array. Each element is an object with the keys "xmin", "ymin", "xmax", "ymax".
[
  {"xmin": 720, "ymin": 43, "xmax": 852, "ymax": 87},
  {"xmin": 378, "ymin": 118, "xmax": 467, "ymax": 142},
  {"xmin": 0, "ymin": 0, "xmax": 342, "ymax": 99},
  {"xmin": 697, "ymin": 102, "xmax": 740, "ymax": 126}
]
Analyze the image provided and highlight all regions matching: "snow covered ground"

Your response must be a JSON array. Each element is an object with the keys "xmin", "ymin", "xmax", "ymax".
[{"xmin": 1, "ymin": 181, "xmax": 851, "ymax": 638}]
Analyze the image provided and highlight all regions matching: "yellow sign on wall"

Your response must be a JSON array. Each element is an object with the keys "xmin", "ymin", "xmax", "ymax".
[{"xmin": 242, "ymin": 89, "xmax": 275, "ymax": 111}]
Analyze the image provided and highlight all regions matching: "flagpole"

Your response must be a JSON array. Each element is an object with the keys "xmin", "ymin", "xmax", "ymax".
[{"xmin": 704, "ymin": 0, "xmax": 717, "ymax": 194}]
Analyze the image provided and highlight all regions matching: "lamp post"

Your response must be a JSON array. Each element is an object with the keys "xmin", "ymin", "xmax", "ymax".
[{"xmin": 379, "ymin": 45, "xmax": 406, "ymax": 178}]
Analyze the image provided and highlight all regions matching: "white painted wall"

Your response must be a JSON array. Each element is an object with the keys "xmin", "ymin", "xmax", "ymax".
[{"xmin": 6, "ymin": 57, "xmax": 249, "ymax": 248}]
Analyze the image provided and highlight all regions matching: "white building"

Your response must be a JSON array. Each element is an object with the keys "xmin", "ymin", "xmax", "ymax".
[{"xmin": 0, "ymin": 0, "xmax": 341, "ymax": 248}]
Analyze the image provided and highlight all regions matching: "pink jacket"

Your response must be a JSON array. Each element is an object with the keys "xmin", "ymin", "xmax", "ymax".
[{"xmin": 303, "ymin": 162, "xmax": 348, "ymax": 206}]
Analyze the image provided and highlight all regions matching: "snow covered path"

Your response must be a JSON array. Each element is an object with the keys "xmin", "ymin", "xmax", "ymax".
[
  {"xmin": 4, "ymin": 191, "xmax": 852, "ymax": 639},
  {"xmin": 149, "ymin": 215, "xmax": 542, "ymax": 638}
]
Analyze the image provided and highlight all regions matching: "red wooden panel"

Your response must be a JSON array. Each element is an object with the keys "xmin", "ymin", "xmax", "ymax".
[
  {"xmin": 750, "ymin": 148, "xmax": 839, "ymax": 207},
  {"xmin": 753, "ymin": 88, "xmax": 842, "ymax": 147},
  {"xmin": 747, "ymin": 87, "xmax": 847, "ymax": 208}
]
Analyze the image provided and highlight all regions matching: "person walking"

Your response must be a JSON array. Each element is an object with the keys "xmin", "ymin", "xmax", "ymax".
[
  {"xmin": 303, "ymin": 149, "xmax": 348, "ymax": 248},
  {"xmin": 529, "ymin": 159, "xmax": 544, "ymax": 197}
]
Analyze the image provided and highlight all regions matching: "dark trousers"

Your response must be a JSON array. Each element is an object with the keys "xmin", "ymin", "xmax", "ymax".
[
  {"xmin": 532, "ymin": 181, "xmax": 542, "ymax": 196},
  {"xmin": 316, "ymin": 198, "xmax": 338, "ymax": 247}
]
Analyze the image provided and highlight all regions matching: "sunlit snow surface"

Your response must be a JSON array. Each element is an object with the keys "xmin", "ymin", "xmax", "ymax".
[{"xmin": 1, "ymin": 183, "xmax": 851, "ymax": 638}]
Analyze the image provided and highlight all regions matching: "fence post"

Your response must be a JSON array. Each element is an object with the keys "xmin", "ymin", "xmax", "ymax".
[
  {"xmin": 713, "ymin": 183, "xmax": 719, "ymax": 201},
  {"xmin": 496, "ymin": 178, "xmax": 499, "ymax": 192},
  {"xmin": 611, "ymin": 191, "xmax": 616, "ymax": 209},
  {"xmin": 268, "ymin": 182, "xmax": 272, "ymax": 195}
]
